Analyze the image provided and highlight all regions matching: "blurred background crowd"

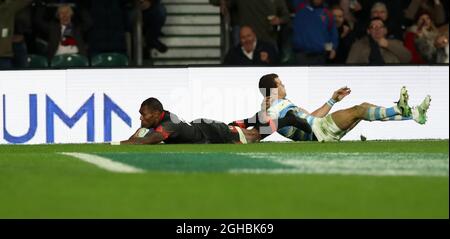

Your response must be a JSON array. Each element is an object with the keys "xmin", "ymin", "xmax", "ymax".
[{"xmin": 0, "ymin": 0, "xmax": 448, "ymax": 69}]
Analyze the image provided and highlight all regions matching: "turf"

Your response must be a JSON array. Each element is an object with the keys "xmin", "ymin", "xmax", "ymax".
[{"xmin": 0, "ymin": 140, "xmax": 448, "ymax": 218}]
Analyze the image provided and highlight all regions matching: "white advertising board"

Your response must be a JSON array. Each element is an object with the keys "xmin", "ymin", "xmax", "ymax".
[{"xmin": 0, "ymin": 66, "xmax": 448, "ymax": 144}]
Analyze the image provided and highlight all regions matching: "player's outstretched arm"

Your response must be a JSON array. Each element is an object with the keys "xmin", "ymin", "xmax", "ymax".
[
  {"xmin": 229, "ymin": 112, "xmax": 261, "ymax": 128},
  {"xmin": 120, "ymin": 131, "xmax": 164, "ymax": 145},
  {"xmin": 127, "ymin": 128, "xmax": 145, "ymax": 140},
  {"xmin": 310, "ymin": 87, "xmax": 351, "ymax": 117}
]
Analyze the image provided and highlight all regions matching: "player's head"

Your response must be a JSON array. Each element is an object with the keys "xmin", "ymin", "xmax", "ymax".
[
  {"xmin": 259, "ymin": 73, "xmax": 286, "ymax": 99},
  {"xmin": 140, "ymin": 97, "xmax": 164, "ymax": 128}
]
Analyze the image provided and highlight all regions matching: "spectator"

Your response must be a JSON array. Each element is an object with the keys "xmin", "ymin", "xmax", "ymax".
[
  {"xmin": 353, "ymin": 1, "xmax": 408, "ymax": 40},
  {"xmin": 369, "ymin": 2, "xmax": 404, "ymax": 40},
  {"xmin": 139, "ymin": 0, "xmax": 167, "ymax": 55},
  {"xmin": 36, "ymin": 4, "xmax": 88, "ymax": 60},
  {"xmin": 433, "ymin": 26, "xmax": 448, "ymax": 63},
  {"xmin": 404, "ymin": 0, "xmax": 446, "ymax": 27},
  {"xmin": 411, "ymin": 13, "xmax": 448, "ymax": 64},
  {"xmin": 404, "ymin": 11, "xmax": 443, "ymax": 64},
  {"xmin": 225, "ymin": 0, "xmax": 290, "ymax": 47},
  {"xmin": 438, "ymin": 23, "xmax": 449, "ymax": 63},
  {"xmin": 347, "ymin": 17, "xmax": 411, "ymax": 64},
  {"xmin": 331, "ymin": 0, "xmax": 363, "ymax": 29},
  {"xmin": 224, "ymin": 25, "xmax": 279, "ymax": 65},
  {"xmin": 0, "ymin": 0, "xmax": 31, "ymax": 69},
  {"xmin": 329, "ymin": 5, "xmax": 355, "ymax": 64},
  {"xmin": 13, "ymin": 5, "xmax": 33, "ymax": 68},
  {"xmin": 291, "ymin": 0, "xmax": 339, "ymax": 65}
]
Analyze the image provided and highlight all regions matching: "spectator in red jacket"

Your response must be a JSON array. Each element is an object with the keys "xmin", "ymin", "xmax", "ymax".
[{"xmin": 404, "ymin": 11, "xmax": 448, "ymax": 64}]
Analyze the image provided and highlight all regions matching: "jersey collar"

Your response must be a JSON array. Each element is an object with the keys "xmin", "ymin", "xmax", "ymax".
[{"xmin": 158, "ymin": 111, "xmax": 166, "ymax": 123}]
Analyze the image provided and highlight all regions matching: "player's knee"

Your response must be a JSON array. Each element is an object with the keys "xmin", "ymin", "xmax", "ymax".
[
  {"xmin": 351, "ymin": 105, "xmax": 362, "ymax": 112},
  {"xmin": 360, "ymin": 102, "xmax": 371, "ymax": 107},
  {"xmin": 352, "ymin": 105, "xmax": 366, "ymax": 118}
]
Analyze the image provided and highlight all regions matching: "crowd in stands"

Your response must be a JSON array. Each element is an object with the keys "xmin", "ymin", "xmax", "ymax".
[
  {"xmin": 1, "ymin": 0, "xmax": 449, "ymax": 69},
  {"xmin": 0, "ymin": 0, "xmax": 167, "ymax": 69},
  {"xmin": 217, "ymin": 0, "xmax": 449, "ymax": 65}
]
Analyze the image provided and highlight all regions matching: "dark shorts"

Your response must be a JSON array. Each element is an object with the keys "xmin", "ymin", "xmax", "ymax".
[{"xmin": 191, "ymin": 119, "xmax": 239, "ymax": 144}]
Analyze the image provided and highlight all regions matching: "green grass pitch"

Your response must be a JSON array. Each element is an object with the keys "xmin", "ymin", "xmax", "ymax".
[{"xmin": 0, "ymin": 140, "xmax": 448, "ymax": 219}]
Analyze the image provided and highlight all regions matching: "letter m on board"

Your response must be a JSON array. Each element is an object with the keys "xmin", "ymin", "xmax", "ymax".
[{"xmin": 46, "ymin": 94, "xmax": 95, "ymax": 143}]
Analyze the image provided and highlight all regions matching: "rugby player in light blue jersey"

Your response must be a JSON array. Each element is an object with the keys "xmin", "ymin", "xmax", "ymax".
[{"xmin": 230, "ymin": 73, "xmax": 431, "ymax": 142}]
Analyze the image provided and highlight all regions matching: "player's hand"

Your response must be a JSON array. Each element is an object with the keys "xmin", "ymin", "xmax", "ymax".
[
  {"xmin": 128, "ymin": 129, "xmax": 139, "ymax": 139},
  {"xmin": 261, "ymin": 96, "xmax": 273, "ymax": 112},
  {"xmin": 332, "ymin": 87, "xmax": 351, "ymax": 102}
]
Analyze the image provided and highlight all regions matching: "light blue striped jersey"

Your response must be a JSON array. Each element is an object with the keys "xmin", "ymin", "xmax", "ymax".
[{"xmin": 267, "ymin": 98, "xmax": 316, "ymax": 141}]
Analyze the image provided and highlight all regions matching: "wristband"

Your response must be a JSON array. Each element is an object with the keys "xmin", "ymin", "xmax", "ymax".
[{"xmin": 327, "ymin": 98, "xmax": 336, "ymax": 107}]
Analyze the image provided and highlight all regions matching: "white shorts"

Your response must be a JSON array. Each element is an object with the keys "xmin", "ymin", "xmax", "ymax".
[{"xmin": 311, "ymin": 115, "xmax": 347, "ymax": 142}]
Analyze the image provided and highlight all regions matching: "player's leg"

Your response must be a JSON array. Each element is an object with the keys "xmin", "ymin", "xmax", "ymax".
[
  {"xmin": 330, "ymin": 87, "xmax": 407, "ymax": 131},
  {"xmin": 344, "ymin": 102, "xmax": 408, "ymax": 131},
  {"xmin": 358, "ymin": 104, "xmax": 415, "ymax": 122},
  {"xmin": 359, "ymin": 91, "xmax": 431, "ymax": 124},
  {"xmin": 331, "ymin": 103, "xmax": 404, "ymax": 131},
  {"xmin": 351, "ymin": 102, "xmax": 411, "ymax": 122},
  {"xmin": 363, "ymin": 86, "xmax": 412, "ymax": 121},
  {"xmin": 240, "ymin": 128, "xmax": 261, "ymax": 143},
  {"xmin": 331, "ymin": 87, "xmax": 431, "ymax": 131}
]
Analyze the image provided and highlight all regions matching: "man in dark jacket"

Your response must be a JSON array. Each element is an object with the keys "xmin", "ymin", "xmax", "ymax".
[
  {"xmin": 224, "ymin": 25, "xmax": 279, "ymax": 65},
  {"xmin": 36, "ymin": 4, "xmax": 88, "ymax": 60},
  {"xmin": 0, "ymin": 0, "xmax": 31, "ymax": 68}
]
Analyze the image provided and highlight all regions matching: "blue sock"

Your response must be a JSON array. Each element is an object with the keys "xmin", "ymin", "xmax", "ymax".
[{"xmin": 365, "ymin": 107, "xmax": 399, "ymax": 121}]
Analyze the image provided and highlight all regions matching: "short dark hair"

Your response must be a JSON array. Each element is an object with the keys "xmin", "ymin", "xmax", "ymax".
[
  {"xmin": 141, "ymin": 97, "xmax": 163, "ymax": 112},
  {"xmin": 258, "ymin": 73, "xmax": 278, "ymax": 97}
]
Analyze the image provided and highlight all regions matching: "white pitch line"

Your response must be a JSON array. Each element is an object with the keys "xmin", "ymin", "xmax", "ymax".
[
  {"xmin": 60, "ymin": 152, "xmax": 144, "ymax": 173},
  {"xmin": 233, "ymin": 152, "xmax": 449, "ymax": 177}
]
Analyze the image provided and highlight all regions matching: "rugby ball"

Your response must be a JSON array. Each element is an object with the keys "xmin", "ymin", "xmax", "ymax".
[{"xmin": 136, "ymin": 128, "xmax": 150, "ymax": 137}]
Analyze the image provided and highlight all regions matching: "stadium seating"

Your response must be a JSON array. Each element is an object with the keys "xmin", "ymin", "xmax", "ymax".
[
  {"xmin": 50, "ymin": 54, "xmax": 89, "ymax": 68},
  {"xmin": 91, "ymin": 53, "xmax": 129, "ymax": 67},
  {"xmin": 27, "ymin": 54, "xmax": 49, "ymax": 68}
]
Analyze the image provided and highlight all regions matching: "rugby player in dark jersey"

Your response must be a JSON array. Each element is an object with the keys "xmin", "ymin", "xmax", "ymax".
[{"xmin": 119, "ymin": 97, "xmax": 311, "ymax": 145}]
